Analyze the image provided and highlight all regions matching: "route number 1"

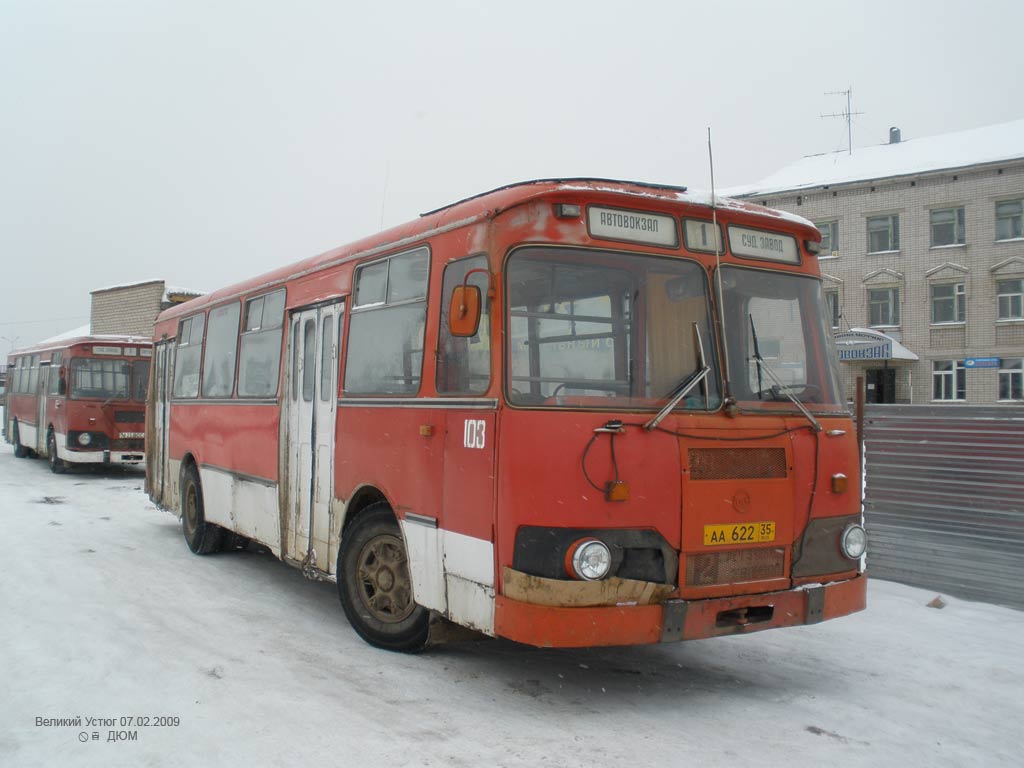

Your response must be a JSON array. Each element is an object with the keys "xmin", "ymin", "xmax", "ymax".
[{"xmin": 463, "ymin": 419, "xmax": 486, "ymax": 449}]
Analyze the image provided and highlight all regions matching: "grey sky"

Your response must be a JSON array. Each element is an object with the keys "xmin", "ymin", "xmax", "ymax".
[{"xmin": 2, "ymin": 0, "xmax": 1021, "ymax": 349}]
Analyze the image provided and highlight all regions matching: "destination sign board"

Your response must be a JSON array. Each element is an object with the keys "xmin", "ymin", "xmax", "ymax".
[
  {"xmin": 587, "ymin": 206, "xmax": 678, "ymax": 248},
  {"xmin": 728, "ymin": 225, "xmax": 799, "ymax": 264}
]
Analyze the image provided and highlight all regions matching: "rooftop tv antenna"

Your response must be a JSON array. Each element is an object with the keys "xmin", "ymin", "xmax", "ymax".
[{"xmin": 821, "ymin": 87, "xmax": 865, "ymax": 155}]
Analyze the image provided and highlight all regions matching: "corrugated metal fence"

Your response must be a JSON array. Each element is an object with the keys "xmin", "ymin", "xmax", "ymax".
[{"xmin": 863, "ymin": 404, "xmax": 1024, "ymax": 609}]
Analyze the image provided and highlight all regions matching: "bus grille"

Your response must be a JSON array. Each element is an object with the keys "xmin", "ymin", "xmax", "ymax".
[
  {"xmin": 688, "ymin": 448, "xmax": 787, "ymax": 480},
  {"xmin": 685, "ymin": 548, "xmax": 785, "ymax": 587},
  {"xmin": 115, "ymin": 410, "xmax": 145, "ymax": 423}
]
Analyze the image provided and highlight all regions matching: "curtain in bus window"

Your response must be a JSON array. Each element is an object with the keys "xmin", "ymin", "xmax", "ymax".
[
  {"xmin": 70, "ymin": 358, "xmax": 130, "ymax": 400},
  {"xmin": 437, "ymin": 255, "xmax": 491, "ymax": 395},
  {"xmin": 238, "ymin": 289, "xmax": 285, "ymax": 398},
  {"xmin": 201, "ymin": 303, "xmax": 241, "ymax": 398}
]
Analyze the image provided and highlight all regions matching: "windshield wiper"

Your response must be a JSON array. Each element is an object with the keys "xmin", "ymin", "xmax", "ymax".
[
  {"xmin": 645, "ymin": 323, "xmax": 710, "ymax": 431},
  {"xmin": 748, "ymin": 315, "xmax": 822, "ymax": 433}
]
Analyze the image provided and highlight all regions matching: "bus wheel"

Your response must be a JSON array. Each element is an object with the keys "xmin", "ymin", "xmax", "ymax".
[
  {"xmin": 12, "ymin": 422, "xmax": 29, "ymax": 459},
  {"xmin": 47, "ymin": 431, "xmax": 67, "ymax": 474},
  {"xmin": 181, "ymin": 464, "xmax": 223, "ymax": 555},
  {"xmin": 338, "ymin": 504, "xmax": 429, "ymax": 652}
]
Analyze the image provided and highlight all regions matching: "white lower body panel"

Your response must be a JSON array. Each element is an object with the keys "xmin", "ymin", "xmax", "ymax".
[
  {"xmin": 400, "ymin": 519, "xmax": 495, "ymax": 635},
  {"xmin": 198, "ymin": 466, "xmax": 281, "ymax": 557}
]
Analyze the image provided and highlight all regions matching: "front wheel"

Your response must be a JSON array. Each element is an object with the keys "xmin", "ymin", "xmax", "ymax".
[
  {"xmin": 337, "ymin": 504, "xmax": 429, "ymax": 652},
  {"xmin": 181, "ymin": 464, "xmax": 223, "ymax": 554},
  {"xmin": 12, "ymin": 422, "xmax": 29, "ymax": 459},
  {"xmin": 47, "ymin": 431, "xmax": 67, "ymax": 474}
]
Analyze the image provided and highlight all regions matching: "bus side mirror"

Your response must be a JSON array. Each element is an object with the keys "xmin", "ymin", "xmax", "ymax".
[
  {"xmin": 58, "ymin": 369, "xmax": 66, "ymax": 396},
  {"xmin": 449, "ymin": 285, "xmax": 482, "ymax": 338}
]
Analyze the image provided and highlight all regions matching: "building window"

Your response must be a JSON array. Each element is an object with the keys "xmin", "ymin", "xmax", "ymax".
[
  {"xmin": 932, "ymin": 360, "xmax": 966, "ymax": 401},
  {"xmin": 996, "ymin": 199, "xmax": 1023, "ymax": 241},
  {"xmin": 931, "ymin": 283, "xmax": 965, "ymax": 324},
  {"xmin": 999, "ymin": 358, "xmax": 1023, "ymax": 401},
  {"xmin": 868, "ymin": 288, "xmax": 900, "ymax": 326},
  {"xmin": 997, "ymin": 279, "xmax": 1024, "ymax": 320},
  {"xmin": 930, "ymin": 207, "xmax": 965, "ymax": 247},
  {"xmin": 824, "ymin": 290, "xmax": 840, "ymax": 329},
  {"xmin": 816, "ymin": 221, "xmax": 839, "ymax": 256},
  {"xmin": 867, "ymin": 214, "xmax": 899, "ymax": 253}
]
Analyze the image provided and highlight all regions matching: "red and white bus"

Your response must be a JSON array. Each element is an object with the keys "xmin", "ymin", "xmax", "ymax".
[
  {"xmin": 147, "ymin": 179, "xmax": 866, "ymax": 652},
  {"xmin": 4, "ymin": 335, "xmax": 152, "ymax": 472}
]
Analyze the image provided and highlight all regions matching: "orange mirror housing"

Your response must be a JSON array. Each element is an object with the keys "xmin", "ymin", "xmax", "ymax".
[{"xmin": 449, "ymin": 285, "xmax": 482, "ymax": 337}]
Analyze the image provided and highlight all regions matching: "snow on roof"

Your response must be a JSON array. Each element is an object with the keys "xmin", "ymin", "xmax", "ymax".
[
  {"xmin": 725, "ymin": 118, "xmax": 1024, "ymax": 198},
  {"xmin": 90, "ymin": 279, "xmax": 165, "ymax": 294},
  {"xmin": 38, "ymin": 324, "xmax": 92, "ymax": 344}
]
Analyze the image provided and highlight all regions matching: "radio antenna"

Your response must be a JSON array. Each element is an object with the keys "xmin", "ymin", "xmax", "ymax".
[{"xmin": 708, "ymin": 127, "xmax": 735, "ymax": 410}]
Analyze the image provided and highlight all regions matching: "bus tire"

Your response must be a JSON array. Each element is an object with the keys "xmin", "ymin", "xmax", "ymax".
[
  {"xmin": 337, "ymin": 504, "xmax": 429, "ymax": 653},
  {"xmin": 12, "ymin": 422, "xmax": 29, "ymax": 459},
  {"xmin": 47, "ymin": 430, "xmax": 67, "ymax": 474},
  {"xmin": 181, "ymin": 464, "xmax": 223, "ymax": 555}
]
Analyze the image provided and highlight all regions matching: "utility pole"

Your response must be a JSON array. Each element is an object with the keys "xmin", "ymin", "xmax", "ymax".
[{"xmin": 822, "ymin": 87, "xmax": 865, "ymax": 155}]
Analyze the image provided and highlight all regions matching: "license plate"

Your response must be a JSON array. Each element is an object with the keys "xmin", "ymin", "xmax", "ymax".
[{"xmin": 703, "ymin": 522, "xmax": 776, "ymax": 546}]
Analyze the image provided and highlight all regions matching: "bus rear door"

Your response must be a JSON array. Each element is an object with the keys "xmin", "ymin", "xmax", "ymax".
[{"xmin": 285, "ymin": 301, "xmax": 344, "ymax": 572}]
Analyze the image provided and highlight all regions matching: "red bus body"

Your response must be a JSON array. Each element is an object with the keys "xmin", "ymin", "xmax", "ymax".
[
  {"xmin": 147, "ymin": 179, "xmax": 866, "ymax": 650},
  {"xmin": 4, "ymin": 336, "xmax": 151, "ymax": 470}
]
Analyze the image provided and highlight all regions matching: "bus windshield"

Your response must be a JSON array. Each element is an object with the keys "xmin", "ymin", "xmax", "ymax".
[
  {"xmin": 70, "ymin": 358, "xmax": 146, "ymax": 402},
  {"xmin": 720, "ymin": 266, "xmax": 844, "ymax": 413},
  {"xmin": 507, "ymin": 247, "xmax": 721, "ymax": 409}
]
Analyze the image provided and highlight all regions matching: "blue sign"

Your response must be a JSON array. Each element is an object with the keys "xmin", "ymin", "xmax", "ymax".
[{"xmin": 965, "ymin": 357, "xmax": 1000, "ymax": 369}]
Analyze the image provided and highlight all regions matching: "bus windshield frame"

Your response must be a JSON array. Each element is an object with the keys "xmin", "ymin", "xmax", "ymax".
[
  {"xmin": 719, "ymin": 265, "xmax": 845, "ymax": 415},
  {"xmin": 505, "ymin": 245, "xmax": 722, "ymax": 411},
  {"xmin": 69, "ymin": 357, "xmax": 148, "ymax": 403}
]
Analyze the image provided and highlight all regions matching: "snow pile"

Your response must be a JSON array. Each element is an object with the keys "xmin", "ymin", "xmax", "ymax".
[{"xmin": 1, "ymin": 449, "xmax": 1021, "ymax": 767}]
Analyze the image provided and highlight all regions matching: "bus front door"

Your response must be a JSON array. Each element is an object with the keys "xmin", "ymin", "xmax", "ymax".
[
  {"xmin": 285, "ymin": 301, "xmax": 344, "ymax": 572},
  {"xmin": 36, "ymin": 363, "xmax": 50, "ymax": 454}
]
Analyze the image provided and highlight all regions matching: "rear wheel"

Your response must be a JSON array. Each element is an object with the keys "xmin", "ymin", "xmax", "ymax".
[
  {"xmin": 47, "ymin": 430, "xmax": 67, "ymax": 474},
  {"xmin": 338, "ymin": 504, "xmax": 429, "ymax": 652},
  {"xmin": 12, "ymin": 422, "xmax": 29, "ymax": 458},
  {"xmin": 181, "ymin": 464, "xmax": 223, "ymax": 554}
]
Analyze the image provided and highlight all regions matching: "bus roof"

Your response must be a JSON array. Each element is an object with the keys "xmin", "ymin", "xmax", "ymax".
[
  {"xmin": 7, "ymin": 334, "xmax": 153, "ymax": 359},
  {"xmin": 154, "ymin": 178, "xmax": 819, "ymax": 327}
]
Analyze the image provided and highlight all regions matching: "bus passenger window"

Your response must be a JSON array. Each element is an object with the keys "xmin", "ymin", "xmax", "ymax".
[
  {"xmin": 172, "ymin": 314, "xmax": 206, "ymax": 399},
  {"xmin": 201, "ymin": 302, "xmax": 241, "ymax": 398},
  {"xmin": 320, "ymin": 315, "xmax": 334, "ymax": 402},
  {"xmin": 48, "ymin": 352, "xmax": 63, "ymax": 395},
  {"xmin": 302, "ymin": 319, "xmax": 316, "ymax": 402},
  {"xmin": 238, "ymin": 288, "xmax": 286, "ymax": 398},
  {"xmin": 437, "ymin": 255, "xmax": 490, "ymax": 395},
  {"xmin": 345, "ymin": 247, "xmax": 429, "ymax": 395}
]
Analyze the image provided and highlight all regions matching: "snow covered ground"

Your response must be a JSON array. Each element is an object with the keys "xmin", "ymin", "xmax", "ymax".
[{"xmin": 1, "ymin": 446, "xmax": 1022, "ymax": 768}]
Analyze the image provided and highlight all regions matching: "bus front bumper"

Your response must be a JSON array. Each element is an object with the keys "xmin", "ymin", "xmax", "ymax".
[
  {"xmin": 65, "ymin": 449, "xmax": 145, "ymax": 466},
  {"xmin": 493, "ymin": 573, "xmax": 866, "ymax": 648}
]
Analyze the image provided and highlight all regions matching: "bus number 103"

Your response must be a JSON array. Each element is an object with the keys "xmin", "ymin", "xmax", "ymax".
[{"xmin": 463, "ymin": 419, "xmax": 486, "ymax": 449}]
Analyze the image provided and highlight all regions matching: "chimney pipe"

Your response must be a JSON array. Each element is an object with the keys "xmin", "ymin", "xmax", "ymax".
[{"xmin": 889, "ymin": 127, "xmax": 902, "ymax": 144}]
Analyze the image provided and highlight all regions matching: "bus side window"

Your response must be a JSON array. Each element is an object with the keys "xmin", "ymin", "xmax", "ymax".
[
  {"xmin": 238, "ymin": 288, "xmax": 286, "ymax": 398},
  {"xmin": 437, "ymin": 255, "xmax": 491, "ymax": 395},
  {"xmin": 172, "ymin": 314, "xmax": 206, "ymax": 399},
  {"xmin": 345, "ymin": 247, "xmax": 429, "ymax": 395},
  {"xmin": 48, "ymin": 352, "xmax": 63, "ymax": 395},
  {"xmin": 201, "ymin": 302, "xmax": 241, "ymax": 398}
]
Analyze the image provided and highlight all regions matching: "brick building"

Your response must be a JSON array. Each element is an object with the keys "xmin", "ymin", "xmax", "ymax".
[
  {"xmin": 90, "ymin": 280, "xmax": 202, "ymax": 338},
  {"xmin": 729, "ymin": 119, "xmax": 1024, "ymax": 405}
]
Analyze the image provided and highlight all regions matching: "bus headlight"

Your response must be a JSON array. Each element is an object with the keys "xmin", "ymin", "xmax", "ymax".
[
  {"xmin": 567, "ymin": 538, "xmax": 612, "ymax": 581},
  {"xmin": 840, "ymin": 524, "xmax": 867, "ymax": 559},
  {"xmin": 78, "ymin": 432, "xmax": 93, "ymax": 446}
]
